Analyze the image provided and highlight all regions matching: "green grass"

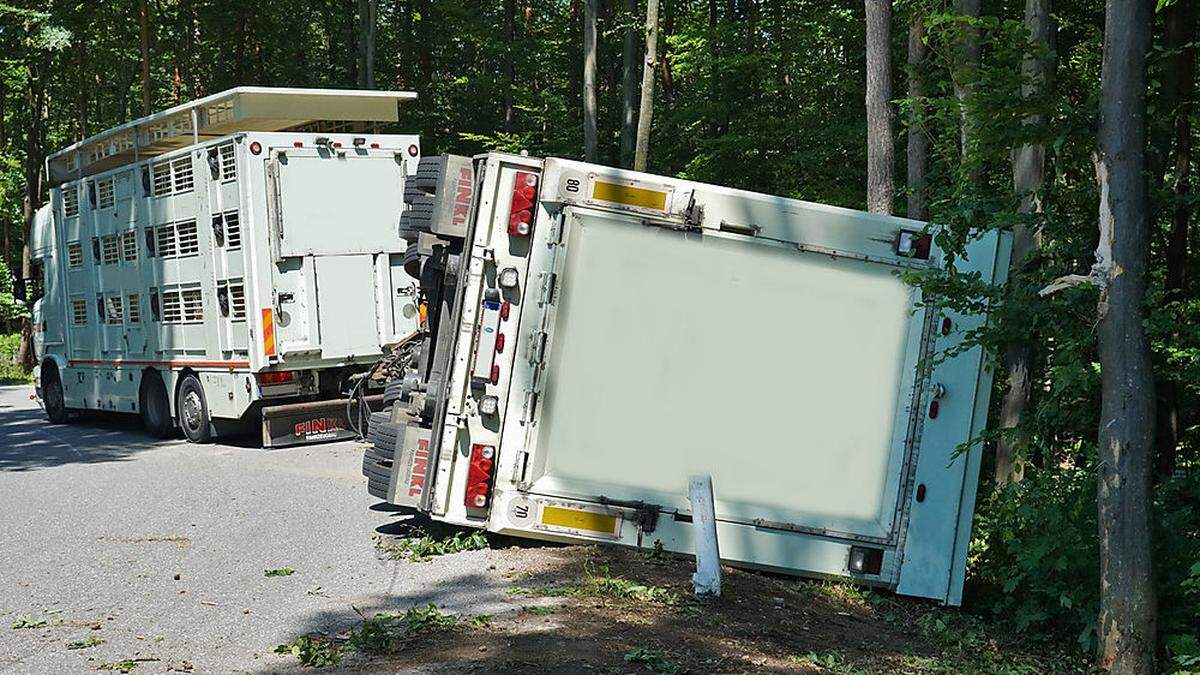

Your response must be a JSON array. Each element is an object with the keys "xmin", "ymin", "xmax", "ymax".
[
  {"xmin": 373, "ymin": 527, "xmax": 489, "ymax": 563},
  {"xmin": 263, "ymin": 568, "xmax": 296, "ymax": 577},
  {"xmin": 275, "ymin": 603, "xmax": 465, "ymax": 668},
  {"xmin": 66, "ymin": 636, "xmax": 105, "ymax": 650}
]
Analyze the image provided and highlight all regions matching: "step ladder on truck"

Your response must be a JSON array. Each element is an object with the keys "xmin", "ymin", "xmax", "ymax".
[
  {"xmin": 30, "ymin": 87, "xmax": 426, "ymax": 446},
  {"xmin": 363, "ymin": 152, "xmax": 1011, "ymax": 605}
]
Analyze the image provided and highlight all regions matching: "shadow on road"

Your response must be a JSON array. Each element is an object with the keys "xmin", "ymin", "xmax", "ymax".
[{"xmin": 0, "ymin": 392, "xmax": 169, "ymax": 472}]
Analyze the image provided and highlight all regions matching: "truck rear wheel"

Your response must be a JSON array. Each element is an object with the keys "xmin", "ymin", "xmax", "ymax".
[
  {"xmin": 176, "ymin": 374, "xmax": 213, "ymax": 443},
  {"xmin": 140, "ymin": 372, "xmax": 174, "ymax": 439},
  {"xmin": 42, "ymin": 365, "xmax": 69, "ymax": 424}
]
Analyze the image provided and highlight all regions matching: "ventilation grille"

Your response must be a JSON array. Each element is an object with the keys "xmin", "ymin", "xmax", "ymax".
[
  {"xmin": 126, "ymin": 294, "xmax": 141, "ymax": 323},
  {"xmin": 224, "ymin": 211, "xmax": 241, "ymax": 249},
  {"xmin": 101, "ymin": 235, "xmax": 120, "ymax": 265},
  {"xmin": 152, "ymin": 156, "xmax": 195, "ymax": 196},
  {"xmin": 97, "ymin": 177, "xmax": 115, "ymax": 209},
  {"xmin": 162, "ymin": 287, "xmax": 203, "ymax": 323},
  {"xmin": 219, "ymin": 143, "xmax": 236, "ymax": 181},
  {"xmin": 67, "ymin": 242, "xmax": 83, "ymax": 269},
  {"xmin": 155, "ymin": 219, "xmax": 200, "ymax": 259},
  {"xmin": 62, "ymin": 187, "xmax": 79, "ymax": 217},
  {"xmin": 121, "ymin": 231, "xmax": 138, "ymax": 262},
  {"xmin": 105, "ymin": 295, "xmax": 124, "ymax": 324},
  {"xmin": 71, "ymin": 299, "xmax": 87, "ymax": 325}
]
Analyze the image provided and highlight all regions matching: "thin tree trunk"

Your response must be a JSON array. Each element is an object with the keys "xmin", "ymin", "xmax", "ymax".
[
  {"xmin": 659, "ymin": 0, "xmax": 674, "ymax": 99},
  {"xmin": 357, "ymin": 0, "xmax": 378, "ymax": 88},
  {"xmin": 138, "ymin": 0, "xmax": 153, "ymax": 115},
  {"xmin": 416, "ymin": 0, "xmax": 431, "ymax": 88},
  {"xmin": 1155, "ymin": 0, "xmax": 1196, "ymax": 478},
  {"xmin": 865, "ymin": 0, "xmax": 894, "ymax": 214},
  {"xmin": 952, "ymin": 0, "xmax": 981, "ymax": 178},
  {"xmin": 620, "ymin": 0, "xmax": 638, "ymax": 167},
  {"xmin": 16, "ymin": 70, "xmax": 45, "ymax": 372},
  {"xmin": 906, "ymin": 16, "xmax": 928, "ymax": 220},
  {"xmin": 583, "ymin": 0, "xmax": 599, "ymax": 162},
  {"xmin": 504, "ymin": 0, "xmax": 516, "ymax": 130},
  {"xmin": 1094, "ymin": 0, "xmax": 1156, "ymax": 669},
  {"xmin": 996, "ymin": 0, "xmax": 1054, "ymax": 486},
  {"xmin": 633, "ymin": 0, "xmax": 659, "ymax": 171}
]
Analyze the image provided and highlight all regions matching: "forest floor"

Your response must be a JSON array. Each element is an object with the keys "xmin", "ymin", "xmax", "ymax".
[{"xmin": 278, "ymin": 540, "xmax": 1091, "ymax": 674}]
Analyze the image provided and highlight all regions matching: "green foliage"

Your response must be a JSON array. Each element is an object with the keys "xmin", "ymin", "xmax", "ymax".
[
  {"xmin": 10, "ymin": 614, "xmax": 46, "ymax": 629},
  {"xmin": 263, "ymin": 567, "xmax": 295, "ymax": 577},
  {"xmin": 65, "ymin": 636, "xmax": 104, "ymax": 650},
  {"xmin": 96, "ymin": 660, "xmax": 140, "ymax": 672},
  {"xmin": 275, "ymin": 603, "xmax": 463, "ymax": 668},
  {"xmin": 374, "ymin": 527, "xmax": 489, "ymax": 563},
  {"xmin": 273, "ymin": 635, "xmax": 341, "ymax": 668},
  {"xmin": 624, "ymin": 647, "xmax": 685, "ymax": 674}
]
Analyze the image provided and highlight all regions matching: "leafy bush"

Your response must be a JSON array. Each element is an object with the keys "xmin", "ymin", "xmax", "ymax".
[{"xmin": 971, "ymin": 470, "xmax": 1200, "ymax": 659}]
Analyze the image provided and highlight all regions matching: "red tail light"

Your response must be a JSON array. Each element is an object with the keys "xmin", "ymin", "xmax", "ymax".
[
  {"xmin": 508, "ymin": 171, "xmax": 540, "ymax": 237},
  {"xmin": 258, "ymin": 370, "xmax": 296, "ymax": 385},
  {"xmin": 465, "ymin": 444, "xmax": 496, "ymax": 509},
  {"xmin": 928, "ymin": 400, "xmax": 939, "ymax": 419}
]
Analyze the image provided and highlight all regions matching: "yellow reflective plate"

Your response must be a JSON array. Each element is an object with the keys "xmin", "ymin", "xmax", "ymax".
[
  {"xmin": 539, "ymin": 505, "xmax": 619, "ymax": 536},
  {"xmin": 591, "ymin": 180, "xmax": 669, "ymax": 212}
]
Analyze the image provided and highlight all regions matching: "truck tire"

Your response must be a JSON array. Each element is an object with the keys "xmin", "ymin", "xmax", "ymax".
[
  {"xmin": 406, "ymin": 195, "xmax": 435, "ymax": 233},
  {"xmin": 139, "ymin": 371, "xmax": 174, "ymax": 439},
  {"xmin": 41, "ymin": 365, "xmax": 70, "ymax": 424},
  {"xmin": 404, "ymin": 181, "xmax": 430, "ymax": 204},
  {"xmin": 413, "ymin": 156, "xmax": 444, "ymax": 192},
  {"xmin": 383, "ymin": 380, "xmax": 404, "ymax": 407},
  {"xmin": 176, "ymin": 374, "xmax": 213, "ymax": 443},
  {"xmin": 367, "ymin": 419, "xmax": 404, "ymax": 456}
]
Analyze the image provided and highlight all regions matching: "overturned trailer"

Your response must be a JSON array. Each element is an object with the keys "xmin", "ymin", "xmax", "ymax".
[{"xmin": 364, "ymin": 152, "xmax": 1010, "ymax": 604}]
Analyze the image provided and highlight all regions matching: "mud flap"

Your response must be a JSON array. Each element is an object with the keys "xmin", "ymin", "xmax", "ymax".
[
  {"xmin": 386, "ymin": 425, "xmax": 433, "ymax": 506},
  {"xmin": 261, "ymin": 395, "xmax": 385, "ymax": 448}
]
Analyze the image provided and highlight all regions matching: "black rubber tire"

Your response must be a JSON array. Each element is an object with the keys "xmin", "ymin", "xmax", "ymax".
[
  {"xmin": 367, "ymin": 420, "xmax": 404, "ymax": 457},
  {"xmin": 413, "ymin": 156, "xmax": 444, "ymax": 192},
  {"xmin": 383, "ymin": 380, "xmax": 404, "ymax": 407},
  {"xmin": 402, "ymin": 241, "xmax": 421, "ymax": 279},
  {"xmin": 367, "ymin": 476, "xmax": 390, "ymax": 500},
  {"xmin": 406, "ymin": 195, "xmax": 436, "ymax": 233},
  {"xmin": 42, "ymin": 365, "xmax": 69, "ymax": 424},
  {"xmin": 404, "ymin": 180, "xmax": 431, "ymax": 204},
  {"xmin": 176, "ymin": 374, "xmax": 213, "ymax": 443},
  {"xmin": 139, "ymin": 371, "xmax": 174, "ymax": 439}
]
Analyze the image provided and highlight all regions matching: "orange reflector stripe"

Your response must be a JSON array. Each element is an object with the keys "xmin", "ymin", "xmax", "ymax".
[{"xmin": 262, "ymin": 308, "xmax": 276, "ymax": 357}]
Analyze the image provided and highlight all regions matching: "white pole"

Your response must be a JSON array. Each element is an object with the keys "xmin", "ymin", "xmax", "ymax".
[{"xmin": 688, "ymin": 474, "xmax": 721, "ymax": 597}]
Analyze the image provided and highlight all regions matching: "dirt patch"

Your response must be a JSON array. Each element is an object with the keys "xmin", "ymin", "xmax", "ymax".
[
  {"xmin": 285, "ymin": 544, "xmax": 1086, "ymax": 674},
  {"xmin": 96, "ymin": 535, "xmax": 192, "ymax": 549}
]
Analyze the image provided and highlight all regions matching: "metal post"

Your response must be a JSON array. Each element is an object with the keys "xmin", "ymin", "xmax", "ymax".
[{"xmin": 689, "ymin": 474, "xmax": 721, "ymax": 596}]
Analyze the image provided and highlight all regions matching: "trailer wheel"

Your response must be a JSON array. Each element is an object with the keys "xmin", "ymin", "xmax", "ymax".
[
  {"xmin": 139, "ymin": 371, "xmax": 174, "ymax": 439},
  {"xmin": 42, "ymin": 365, "xmax": 69, "ymax": 424},
  {"xmin": 176, "ymin": 374, "xmax": 213, "ymax": 443}
]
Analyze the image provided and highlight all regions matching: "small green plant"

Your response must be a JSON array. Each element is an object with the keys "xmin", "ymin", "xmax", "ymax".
[
  {"xmin": 347, "ymin": 603, "xmax": 459, "ymax": 654},
  {"xmin": 581, "ymin": 564, "xmax": 680, "ymax": 606},
  {"xmin": 466, "ymin": 613, "xmax": 492, "ymax": 626},
  {"xmin": 641, "ymin": 540, "xmax": 669, "ymax": 562},
  {"xmin": 523, "ymin": 605, "xmax": 557, "ymax": 616},
  {"xmin": 96, "ymin": 660, "xmax": 140, "ymax": 672},
  {"xmin": 11, "ymin": 615, "xmax": 47, "ymax": 629},
  {"xmin": 264, "ymin": 568, "xmax": 295, "ymax": 577},
  {"xmin": 66, "ymin": 636, "xmax": 105, "ymax": 650},
  {"xmin": 374, "ymin": 528, "xmax": 489, "ymax": 563},
  {"xmin": 274, "ymin": 635, "xmax": 341, "ymax": 668},
  {"xmin": 624, "ymin": 647, "xmax": 685, "ymax": 674}
]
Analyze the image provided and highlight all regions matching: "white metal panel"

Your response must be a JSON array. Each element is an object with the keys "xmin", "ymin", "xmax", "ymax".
[
  {"xmin": 529, "ymin": 209, "xmax": 921, "ymax": 539},
  {"xmin": 274, "ymin": 151, "xmax": 406, "ymax": 256}
]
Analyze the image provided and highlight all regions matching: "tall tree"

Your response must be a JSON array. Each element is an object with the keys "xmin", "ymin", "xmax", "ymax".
[
  {"xmin": 357, "ymin": 0, "xmax": 378, "ymax": 88},
  {"xmin": 995, "ymin": 0, "xmax": 1054, "ymax": 485},
  {"xmin": 906, "ymin": 15, "xmax": 928, "ymax": 220},
  {"xmin": 137, "ymin": 0, "xmax": 152, "ymax": 115},
  {"xmin": 1155, "ymin": 0, "xmax": 1197, "ymax": 477},
  {"xmin": 503, "ymin": 0, "xmax": 516, "ymax": 130},
  {"xmin": 864, "ymin": 0, "xmax": 894, "ymax": 214},
  {"xmin": 952, "ymin": 0, "xmax": 981, "ymax": 176},
  {"xmin": 620, "ymin": 0, "xmax": 638, "ymax": 167},
  {"xmin": 1094, "ymin": 0, "xmax": 1156, "ymax": 669},
  {"xmin": 583, "ymin": 0, "xmax": 598, "ymax": 161},
  {"xmin": 633, "ymin": 0, "xmax": 658, "ymax": 171}
]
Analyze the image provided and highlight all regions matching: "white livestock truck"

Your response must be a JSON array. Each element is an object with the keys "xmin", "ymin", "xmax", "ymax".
[
  {"xmin": 31, "ymin": 87, "xmax": 425, "ymax": 446},
  {"xmin": 363, "ymin": 152, "xmax": 1011, "ymax": 604}
]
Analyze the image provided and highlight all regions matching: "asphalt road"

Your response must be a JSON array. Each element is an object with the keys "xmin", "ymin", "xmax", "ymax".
[{"xmin": 0, "ymin": 385, "xmax": 522, "ymax": 674}]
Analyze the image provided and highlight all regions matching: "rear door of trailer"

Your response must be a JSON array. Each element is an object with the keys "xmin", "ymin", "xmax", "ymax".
[{"xmin": 426, "ymin": 155, "xmax": 1008, "ymax": 604}]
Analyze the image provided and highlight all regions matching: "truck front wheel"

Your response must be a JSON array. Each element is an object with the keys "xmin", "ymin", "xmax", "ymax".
[
  {"xmin": 42, "ymin": 365, "xmax": 69, "ymax": 424},
  {"xmin": 176, "ymin": 374, "xmax": 213, "ymax": 443}
]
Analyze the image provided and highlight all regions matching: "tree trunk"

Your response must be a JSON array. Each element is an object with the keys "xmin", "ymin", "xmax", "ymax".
[
  {"xmin": 865, "ymin": 0, "xmax": 894, "ymax": 214},
  {"xmin": 504, "ymin": 0, "xmax": 516, "ymax": 130},
  {"xmin": 1094, "ymin": 0, "xmax": 1156, "ymax": 670},
  {"xmin": 620, "ymin": 0, "xmax": 638, "ymax": 167},
  {"xmin": 358, "ymin": 0, "xmax": 378, "ymax": 88},
  {"xmin": 16, "ymin": 69, "xmax": 45, "ymax": 372},
  {"xmin": 1155, "ymin": 0, "xmax": 1196, "ymax": 479},
  {"xmin": 633, "ymin": 0, "xmax": 659, "ymax": 172},
  {"xmin": 583, "ymin": 0, "xmax": 599, "ymax": 162},
  {"xmin": 995, "ymin": 0, "xmax": 1054, "ymax": 486},
  {"xmin": 952, "ymin": 0, "xmax": 981, "ymax": 176},
  {"xmin": 906, "ymin": 16, "xmax": 928, "ymax": 220},
  {"xmin": 138, "ymin": 0, "xmax": 153, "ymax": 115},
  {"xmin": 416, "ymin": 0, "xmax": 431, "ymax": 89}
]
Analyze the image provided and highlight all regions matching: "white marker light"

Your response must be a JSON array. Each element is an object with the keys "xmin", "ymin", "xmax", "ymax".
[
  {"xmin": 498, "ymin": 267, "xmax": 519, "ymax": 289},
  {"xmin": 478, "ymin": 395, "xmax": 499, "ymax": 416}
]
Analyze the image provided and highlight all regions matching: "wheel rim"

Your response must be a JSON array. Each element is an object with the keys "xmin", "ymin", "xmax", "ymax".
[{"xmin": 181, "ymin": 389, "xmax": 203, "ymax": 431}]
